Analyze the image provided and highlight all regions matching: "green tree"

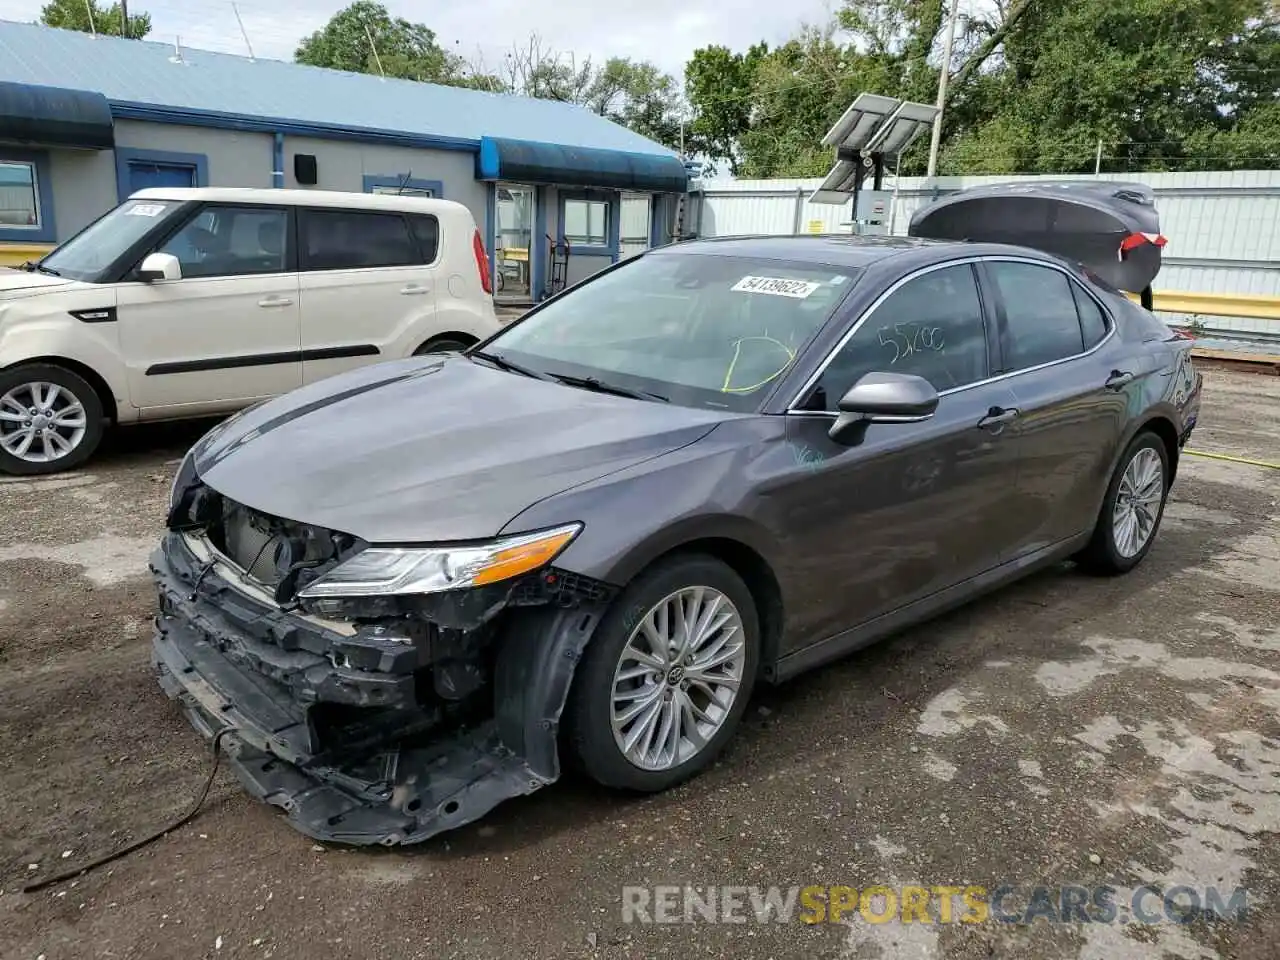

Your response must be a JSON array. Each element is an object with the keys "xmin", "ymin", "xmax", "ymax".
[
  {"xmin": 584, "ymin": 58, "xmax": 685, "ymax": 150},
  {"xmin": 684, "ymin": 43, "xmax": 770, "ymax": 174},
  {"xmin": 40, "ymin": 0, "xmax": 150, "ymax": 38},
  {"xmin": 294, "ymin": 1, "xmax": 467, "ymax": 85}
]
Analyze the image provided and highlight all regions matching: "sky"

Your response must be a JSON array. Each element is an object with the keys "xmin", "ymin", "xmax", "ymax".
[{"xmin": 0, "ymin": 0, "xmax": 841, "ymax": 78}]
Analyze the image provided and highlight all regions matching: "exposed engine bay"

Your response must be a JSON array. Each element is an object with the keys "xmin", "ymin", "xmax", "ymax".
[{"xmin": 152, "ymin": 481, "xmax": 615, "ymax": 845}]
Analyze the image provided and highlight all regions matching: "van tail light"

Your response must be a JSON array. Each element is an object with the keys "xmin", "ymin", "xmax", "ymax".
[
  {"xmin": 1118, "ymin": 232, "xmax": 1167, "ymax": 258},
  {"xmin": 472, "ymin": 229, "xmax": 493, "ymax": 295}
]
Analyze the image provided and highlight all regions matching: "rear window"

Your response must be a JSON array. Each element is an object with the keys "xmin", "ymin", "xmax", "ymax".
[{"xmin": 301, "ymin": 209, "xmax": 423, "ymax": 270}]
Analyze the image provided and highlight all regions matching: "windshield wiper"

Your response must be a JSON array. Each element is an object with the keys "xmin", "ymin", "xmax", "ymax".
[
  {"xmin": 468, "ymin": 349, "xmax": 551, "ymax": 381},
  {"xmin": 31, "ymin": 263, "xmax": 61, "ymax": 277},
  {"xmin": 549, "ymin": 373, "xmax": 669, "ymax": 403}
]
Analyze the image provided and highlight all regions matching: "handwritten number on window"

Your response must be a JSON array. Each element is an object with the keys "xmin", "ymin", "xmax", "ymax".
[{"xmin": 878, "ymin": 323, "xmax": 945, "ymax": 365}]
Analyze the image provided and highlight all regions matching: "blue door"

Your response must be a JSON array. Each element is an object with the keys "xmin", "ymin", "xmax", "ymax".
[{"xmin": 128, "ymin": 162, "xmax": 196, "ymax": 194}]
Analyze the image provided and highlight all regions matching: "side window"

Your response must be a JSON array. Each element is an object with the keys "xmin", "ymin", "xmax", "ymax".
[
  {"xmin": 408, "ymin": 214, "xmax": 439, "ymax": 263},
  {"xmin": 987, "ymin": 262, "xmax": 1086, "ymax": 370},
  {"xmin": 157, "ymin": 206, "xmax": 289, "ymax": 279},
  {"xmin": 1072, "ymin": 283, "xmax": 1110, "ymax": 349},
  {"xmin": 808, "ymin": 263, "xmax": 989, "ymax": 408},
  {"xmin": 301, "ymin": 210, "xmax": 420, "ymax": 271}
]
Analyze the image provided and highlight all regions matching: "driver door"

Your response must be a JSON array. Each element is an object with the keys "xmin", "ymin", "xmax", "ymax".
[
  {"xmin": 115, "ymin": 203, "xmax": 302, "ymax": 417},
  {"xmin": 775, "ymin": 262, "xmax": 1022, "ymax": 646}
]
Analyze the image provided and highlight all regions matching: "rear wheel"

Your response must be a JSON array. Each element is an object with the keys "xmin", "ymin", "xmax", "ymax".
[
  {"xmin": 0, "ymin": 364, "xmax": 105, "ymax": 476},
  {"xmin": 567, "ymin": 555, "xmax": 760, "ymax": 792},
  {"xmin": 1076, "ymin": 431, "xmax": 1169, "ymax": 575}
]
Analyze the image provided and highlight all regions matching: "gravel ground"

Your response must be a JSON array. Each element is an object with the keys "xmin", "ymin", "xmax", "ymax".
[{"xmin": 1, "ymin": 367, "xmax": 1277, "ymax": 960}]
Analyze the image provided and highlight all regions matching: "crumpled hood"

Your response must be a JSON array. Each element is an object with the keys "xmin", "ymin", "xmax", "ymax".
[
  {"xmin": 194, "ymin": 355, "xmax": 729, "ymax": 544},
  {"xmin": 0, "ymin": 267, "xmax": 72, "ymax": 297}
]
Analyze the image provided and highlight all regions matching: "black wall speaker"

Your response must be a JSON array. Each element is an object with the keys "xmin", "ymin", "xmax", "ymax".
[{"xmin": 294, "ymin": 154, "xmax": 318, "ymax": 185}]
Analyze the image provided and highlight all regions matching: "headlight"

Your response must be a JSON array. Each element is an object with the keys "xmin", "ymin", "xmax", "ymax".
[{"xmin": 296, "ymin": 523, "xmax": 582, "ymax": 599}]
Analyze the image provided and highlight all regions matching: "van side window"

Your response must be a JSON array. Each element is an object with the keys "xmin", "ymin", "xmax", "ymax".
[
  {"xmin": 301, "ymin": 210, "xmax": 419, "ymax": 271},
  {"xmin": 157, "ymin": 206, "xmax": 289, "ymax": 278},
  {"xmin": 408, "ymin": 215, "xmax": 439, "ymax": 263}
]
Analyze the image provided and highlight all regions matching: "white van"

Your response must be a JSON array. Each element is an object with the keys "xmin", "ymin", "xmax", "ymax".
[{"xmin": 0, "ymin": 188, "xmax": 501, "ymax": 475}]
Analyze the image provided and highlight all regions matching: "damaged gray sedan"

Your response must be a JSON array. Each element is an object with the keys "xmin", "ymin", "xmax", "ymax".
[{"xmin": 154, "ymin": 235, "xmax": 1201, "ymax": 845}]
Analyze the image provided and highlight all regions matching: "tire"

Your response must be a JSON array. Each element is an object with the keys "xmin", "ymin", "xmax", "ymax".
[
  {"xmin": 566, "ymin": 554, "xmax": 760, "ymax": 792},
  {"xmin": 413, "ymin": 336, "xmax": 475, "ymax": 356},
  {"xmin": 1076, "ymin": 431, "xmax": 1170, "ymax": 575},
  {"xmin": 0, "ymin": 364, "xmax": 106, "ymax": 476}
]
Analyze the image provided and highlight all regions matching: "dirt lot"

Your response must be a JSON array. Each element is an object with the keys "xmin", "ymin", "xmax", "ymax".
[{"xmin": 1, "ymin": 367, "xmax": 1278, "ymax": 960}]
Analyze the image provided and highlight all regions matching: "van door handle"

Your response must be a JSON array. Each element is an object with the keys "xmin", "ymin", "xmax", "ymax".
[
  {"xmin": 977, "ymin": 406, "xmax": 1019, "ymax": 433},
  {"xmin": 1105, "ymin": 370, "xmax": 1135, "ymax": 390},
  {"xmin": 258, "ymin": 296, "xmax": 294, "ymax": 307},
  {"xmin": 400, "ymin": 284, "xmax": 429, "ymax": 295}
]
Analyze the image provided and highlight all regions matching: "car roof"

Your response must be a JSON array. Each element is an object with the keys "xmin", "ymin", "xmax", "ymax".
[
  {"xmin": 655, "ymin": 233, "xmax": 1061, "ymax": 270},
  {"xmin": 127, "ymin": 187, "xmax": 467, "ymax": 216}
]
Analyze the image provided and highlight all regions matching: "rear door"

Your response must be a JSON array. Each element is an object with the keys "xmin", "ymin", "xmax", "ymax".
[
  {"xmin": 297, "ymin": 207, "xmax": 440, "ymax": 385},
  {"xmin": 978, "ymin": 257, "xmax": 1132, "ymax": 557},
  {"xmin": 116, "ymin": 203, "xmax": 302, "ymax": 415}
]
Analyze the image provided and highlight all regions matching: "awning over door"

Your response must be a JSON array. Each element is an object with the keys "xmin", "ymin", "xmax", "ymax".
[
  {"xmin": 477, "ymin": 136, "xmax": 688, "ymax": 193},
  {"xmin": 0, "ymin": 80, "xmax": 114, "ymax": 150}
]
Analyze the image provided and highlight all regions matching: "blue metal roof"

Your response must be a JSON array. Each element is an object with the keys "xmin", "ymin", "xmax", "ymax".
[{"xmin": 0, "ymin": 20, "xmax": 679, "ymax": 158}]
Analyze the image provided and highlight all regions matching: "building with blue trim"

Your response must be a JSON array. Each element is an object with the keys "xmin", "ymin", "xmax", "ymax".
[{"xmin": 0, "ymin": 20, "xmax": 689, "ymax": 301}]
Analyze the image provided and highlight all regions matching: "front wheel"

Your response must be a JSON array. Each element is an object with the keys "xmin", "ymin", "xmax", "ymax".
[
  {"xmin": 1076, "ymin": 431, "xmax": 1170, "ymax": 575},
  {"xmin": 0, "ymin": 364, "xmax": 105, "ymax": 476},
  {"xmin": 566, "ymin": 554, "xmax": 760, "ymax": 792}
]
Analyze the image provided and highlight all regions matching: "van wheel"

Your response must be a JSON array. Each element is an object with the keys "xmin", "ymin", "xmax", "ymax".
[
  {"xmin": 1076, "ymin": 431, "xmax": 1169, "ymax": 575},
  {"xmin": 414, "ymin": 336, "xmax": 475, "ymax": 356},
  {"xmin": 566, "ymin": 555, "xmax": 760, "ymax": 792},
  {"xmin": 0, "ymin": 364, "xmax": 105, "ymax": 475}
]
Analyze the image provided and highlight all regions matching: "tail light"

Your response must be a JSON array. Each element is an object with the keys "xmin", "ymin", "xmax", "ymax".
[
  {"xmin": 472, "ymin": 229, "xmax": 493, "ymax": 295},
  {"xmin": 1118, "ymin": 232, "xmax": 1168, "ymax": 258}
]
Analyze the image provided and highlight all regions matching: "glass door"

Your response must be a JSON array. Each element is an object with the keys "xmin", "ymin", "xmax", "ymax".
[{"xmin": 495, "ymin": 183, "xmax": 535, "ymax": 302}]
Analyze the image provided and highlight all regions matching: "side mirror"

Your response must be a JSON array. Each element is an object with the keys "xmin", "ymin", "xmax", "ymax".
[
  {"xmin": 828, "ymin": 371, "xmax": 939, "ymax": 444},
  {"xmin": 138, "ymin": 252, "xmax": 182, "ymax": 282}
]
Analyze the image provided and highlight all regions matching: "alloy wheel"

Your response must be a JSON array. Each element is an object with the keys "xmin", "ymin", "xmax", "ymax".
[
  {"xmin": 0, "ymin": 381, "xmax": 88, "ymax": 464},
  {"xmin": 610, "ymin": 586, "xmax": 746, "ymax": 771},
  {"xmin": 1112, "ymin": 446, "xmax": 1164, "ymax": 558}
]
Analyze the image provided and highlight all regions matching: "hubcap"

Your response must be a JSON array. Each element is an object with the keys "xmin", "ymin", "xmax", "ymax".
[
  {"xmin": 0, "ymin": 381, "xmax": 88, "ymax": 464},
  {"xmin": 1112, "ymin": 447, "xmax": 1164, "ymax": 558},
  {"xmin": 610, "ymin": 586, "xmax": 746, "ymax": 771}
]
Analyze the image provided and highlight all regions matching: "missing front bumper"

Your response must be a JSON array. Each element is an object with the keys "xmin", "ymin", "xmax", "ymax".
[{"xmin": 150, "ymin": 532, "xmax": 610, "ymax": 846}]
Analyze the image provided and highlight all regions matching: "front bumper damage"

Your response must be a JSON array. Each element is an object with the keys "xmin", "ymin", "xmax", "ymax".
[{"xmin": 151, "ymin": 529, "xmax": 613, "ymax": 846}]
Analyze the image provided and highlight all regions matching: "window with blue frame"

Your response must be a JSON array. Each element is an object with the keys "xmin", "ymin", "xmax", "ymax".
[
  {"xmin": 362, "ymin": 174, "xmax": 444, "ymax": 199},
  {"xmin": 0, "ymin": 150, "xmax": 55, "ymax": 243},
  {"xmin": 563, "ymin": 198, "xmax": 609, "ymax": 246},
  {"xmin": 0, "ymin": 160, "xmax": 39, "ymax": 229}
]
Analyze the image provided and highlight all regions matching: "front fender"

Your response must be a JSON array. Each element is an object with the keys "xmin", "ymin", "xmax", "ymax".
[{"xmin": 0, "ymin": 308, "xmax": 130, "ymax": 417}]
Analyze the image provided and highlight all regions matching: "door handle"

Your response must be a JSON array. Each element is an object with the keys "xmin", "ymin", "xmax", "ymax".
[
  {"xmin": 1105, "ymin": 370, "xmax": 1135, "ymax": 390},
  {"xmin": 977, "ymin": 406, "xmax": 1019, "ymax": 432},
  {"xmin": 258, "ymin": 296, "xmax": 294, "ymax": 307},
  {"xmin": 400, "ymin": 284, "xmax": 430, "ymax": 295}
]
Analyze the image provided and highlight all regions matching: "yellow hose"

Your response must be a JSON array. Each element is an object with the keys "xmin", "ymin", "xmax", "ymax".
[{"xmin": 1184, "ymin": 449, "xmax": 1280, "ymax": 470}]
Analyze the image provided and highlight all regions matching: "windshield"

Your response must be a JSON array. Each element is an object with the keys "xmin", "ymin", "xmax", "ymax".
[
  {"xmin": 41, "ymin": 198, "xmax": 184, "ymax": 282},
  {"xmin": 485, "ymin": 251, "xmax": 861, "ymax": 411}
]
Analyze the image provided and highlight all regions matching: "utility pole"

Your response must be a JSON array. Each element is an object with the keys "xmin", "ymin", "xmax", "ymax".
[
  {"xmin": 926, "ymin": 0, "xmax": 962, "ymax": 179},
  {"xmin": 120, "ymin": 0, "xmax": 129, "ymax": 38}
]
